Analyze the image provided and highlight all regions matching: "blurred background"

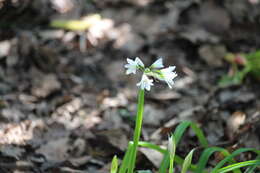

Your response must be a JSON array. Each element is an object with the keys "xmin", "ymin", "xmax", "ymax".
[{"xmin": 0, "ymin": 0, "xmax": 260, "ymax": 172}]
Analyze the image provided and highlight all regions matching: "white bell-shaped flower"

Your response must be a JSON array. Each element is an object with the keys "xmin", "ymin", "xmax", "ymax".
[
  {"xmin": 150, "ymin": 58, "xmax": 164, "ymax": 69},
  {"xmin": 124, "ymin": 57, "xmax": 177, "ymax": 91},
  {"xmin": 124, "ymin": 57, "xmax": 144, "ymax": 75},
  {"xmin": 136, "ymin": 74, "xmax": 154, "ymax": 91},
  {"xmin": 160, "ymin": 66, "xmax": 177, "ymax": 88}
]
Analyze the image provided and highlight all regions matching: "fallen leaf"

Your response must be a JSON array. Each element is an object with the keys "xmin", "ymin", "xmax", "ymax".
[
  {"xmin": 32, "ymin": 74, "xmax": 61, "ymax": 98},
  {"xmin": 36, "ymin": 137, "xmax": 70, "ymax": 162},
  {"xmin": 227, "ymin": 111, "xmax": 246, "ymax": 140},
  {"xmin": 0, "ymin": 145, "xmax": 25, "ymax": 159},
  {"xmin": 140, "ymin": 147, "xmax": 163, "ymax": 168}
]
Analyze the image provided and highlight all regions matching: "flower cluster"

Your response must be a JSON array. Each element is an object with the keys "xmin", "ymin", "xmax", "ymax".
[{"xmin": 124, "ymin": 57, "xmax": 177, "ymax": 91}]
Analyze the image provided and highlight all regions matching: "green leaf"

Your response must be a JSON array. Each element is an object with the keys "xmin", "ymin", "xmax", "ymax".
[
  {"xmin": 138, "ymin": 141, "xmax": 167, "ymax": 154},
  {"xmin": 168, "ymin": 135, "xmax": 176, "ymax": 158},
  {"xmin": 195, "ymin": 147, "xmax": 235, "ymax": 173},
  {"xmin": 119, "ymin": 142, "xmax": 133, "ymax": 173},
  {"xmin": 246, "ymin": 50, "xmax": 260, "ymax": 78},
  {"xmin": 217, "ymin": 160, "xmax": 260, "ymax": 173},
  {"xmin": 218, "ymin": 74, "xmax": 243, "ymax": 87},
  {"xmin": 111, "ymin": 155, "xmax": 118, "ymax": 173},
  {"xmin": 168, "ymin": 135, "xmax": 176, "ymax": 173},
  {"xmin": 181, "ymin": 149, "xmax": 195, "ymax": 173},
  {"xmin": 218, "ymin": 65, "xmax": 251, "ymax": 87},
  {"xmin": 159, "ymin": 121, "xmax": 208, "ymax": 173},
  {"xmin": 244, "ymin": 155, "xmax": 260, "ymax": 173},
  {"xmin": 212, "ymin": 148, "xmax": 260, "ymax": 173},
  {"xmin": 50, "ymin": 14, "xmax": 101, "ymax": 31}
]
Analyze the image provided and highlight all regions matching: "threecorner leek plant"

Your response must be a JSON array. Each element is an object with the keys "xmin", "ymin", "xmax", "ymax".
[
  {"xmin": 125, "ymin": 57, "xmax": 177, "ymax": 173},
  {"xmin": 111, "ymin": 57, "xmax": 177, "ymax": 173},
  {"xmin": 110, "ymin": 57, "xmax": 260, "ymax": 173}
]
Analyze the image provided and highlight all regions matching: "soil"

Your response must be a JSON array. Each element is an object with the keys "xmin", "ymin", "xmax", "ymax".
[{"xmin": 0, "ymin": 0, "xmax": 260, "ymax": 172}]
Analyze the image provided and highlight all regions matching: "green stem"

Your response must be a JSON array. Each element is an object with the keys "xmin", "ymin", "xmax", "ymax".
[
  {"xmin": 128, "ymin": 89, "xmax": 145, "ymax": 173},
  {"xmin": 169, "ymin": 157, "xmax": 174, "ymax": 173}
]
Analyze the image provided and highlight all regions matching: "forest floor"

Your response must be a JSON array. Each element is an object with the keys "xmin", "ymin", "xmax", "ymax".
[{"xmin": 0, "ymin": 0, "xmax": 260, "ymax": 172}]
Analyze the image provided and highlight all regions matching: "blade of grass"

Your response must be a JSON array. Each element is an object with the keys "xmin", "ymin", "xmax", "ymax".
[
  {"xmin": 119, "ymin": 142, "xmax": 133, "ymax": 173},
  {"xmin": 211, "ymin": 148, "xmax": 260, "ymax": 173},
  {"xmin": 195, "ymin": 147, "xmax": 237, "ymax": 173},
  {"xmin": 190, "ymin": 123, "xmax": 208, "ymax": 147},
  {"xmin": 111, "ymin": 155, "xmax": 118, "ymax": 173},
  {"xmin": 168, "ymin": 135, "xmax": 176, "ymax": 173},
  {"xmin": 244, "ymin": 155, "xmax": 260, "ymax": 173},
  {"xmin": 217, "ymin": 160, "xmax": 260, "ymax": 173},
  {"xmin": 159, "ymin": 121, "xmax": 208, "ymax": 173},
  {"xmin": 138, "ymin": 141, "xmax": 167, "ymax": 154},
  {"xmin": 138, "ymin": 141, "xmax": 203, "ymax": 173},
  {"xmin": 181, "ymin": 149, "xmax": 195, "ymax": 173},
  {"xmin": 159, "ymin": 153, "xmax": 170, "ymax": 173}
]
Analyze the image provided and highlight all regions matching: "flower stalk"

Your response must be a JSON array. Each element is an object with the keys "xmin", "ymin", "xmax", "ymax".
[
  {"xmin": 128, "ymin": 89, "xmax": 145, "ymax": 173},
  {"xmin": 123, "ymin": 57, "xmax": 177, "ymax": 173}
]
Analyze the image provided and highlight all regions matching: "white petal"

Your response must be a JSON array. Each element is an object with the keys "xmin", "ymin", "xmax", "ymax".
[
  {"xmin": 125, "ymin": 58, "xmax": 138, "ymax": 75},
  {"xmin": 167, "ymin": 66, "xmax": 176, "ymax": 72},
  {"xmin": 137, "ymin": 74, "xmax": 153, "ymax": 91},
  {"xmin": 166, "ymin": 80, "xmax": 173, "ymax": 88},
  {"xmin": 151, "ymin": 58, "xmax": 164, "ymax": 68},
  {"xmin": 135, "ymin": 57, "xmax": 144, "ymax": 67},
  {"xmin": 124, "ymin": 64, "xmax": 130, "ymax": 68},
  {"xmin": 126, "ymin": 68, "xmax": 136, "ymax": 75},
  {"xmin": 159, "ymin": 66, "xmax": 177, "ymax": 89},
  {"xmin": 127, "ymin": 58, "xmax": 135, "ymax": 64}
]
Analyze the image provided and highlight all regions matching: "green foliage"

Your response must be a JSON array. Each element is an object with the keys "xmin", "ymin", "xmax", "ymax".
[
  {"xmin": 128, "ymin": 89, "xmax": 145, "ymax": 173},
  {"xmin": 181, "ymin": 149, "xmax": 195, "ymax": 173},
  {"xmin": 111, "ymin": 121, "xmax": 260, "ymax": 173},
  {"xmin": 111, "ymin": 156, "xmax": 118, "ymax": 173},
  {"xmin": 219, "ymin": 50, "xmax": 260, "ymax": 87},
  {"xmin": 50, "ymin": 14, "xmax": 101, "ymax": 31},
  {"xmin": 168, "ymin": 135, "xmax": 176, "ymax": 173}
]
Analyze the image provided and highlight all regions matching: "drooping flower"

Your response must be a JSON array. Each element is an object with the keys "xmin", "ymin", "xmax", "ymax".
[
  {"xmin": 136, "ymin": 74, "xmax": 154, "ymax": 91},
  {"xmin": 124, "ymin": 57, "xmax": 177, "ymax": 91},
  {"xmin": 150, "ymin": 58, "xmax": 164, "ymax": 69},
  {"xmin": 160, "ymin": 66, "xmax": 177, "ymax": 88},
  {"xmin": 124, "ymin": 57, "xmax": 144, "ymax": 75},
  {"xmin": 135, "ymin": 57, "xmax": 145, "ymax": 68},
  {"xmin": 168, "ymin": 135, "xmax": 176, "ymax": 158}
]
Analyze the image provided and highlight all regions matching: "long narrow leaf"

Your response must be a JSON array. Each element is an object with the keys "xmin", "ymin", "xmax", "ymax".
[
  {"xmin": 195, "ymin": 147, "xmax": 233, "ymax": 173},
  {"xmin": 138, "ymin": 141, "xmax": 167, "ymax": 154},
  {"xmin": 244, "ymin": 155, "xmax": 260, "ymax": 173},
  {"xmin": 159, "ymin": 121, "xmax": 208, "ymax": 173},
  {"xmin": 217, "ymin": 160, "xmax": 260, "ymax": 173},
  {"xmin": 111, "ymin": 155, "xmax": 118, "ymax": 173},
  {"xmin": 137, "ymin": 141, "xmax": 202, "ymax": 172},
  {"xmin": 119, "ymin": 142, "xmax": 133, "ymax": 173},
  {"xmin": 181, "ymin": 149, "xmax": 195, "ymax": 173},
  {"xmin": 212, "ymin": 148, "xmax": 260, "ymax": 173}
]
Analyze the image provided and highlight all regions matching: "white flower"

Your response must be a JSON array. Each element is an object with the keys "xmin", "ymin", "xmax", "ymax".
[
  {"xmin": 137, "ymin": 74, "xmax": 154, "ymax": 91},
  {"xmin": 124, "ymin": 57, "xmax": 177, "ymax": 91},
  {"xmin": 160, "ymin": 66, "xmax": 177, "ymax": 89},
  {"xmin": 135, "ymin": 57, "xmax": 144, "ymax": 67},
  {"xmin": 124, "ymin": 57, "xmax": 144, "ymax": 75},
  {"xmin": 150, "ymin": 58, "xmax": 164, "ymax": 69},
  {"xmin": 168, "ymin": 135, "xmax": 176, "ymax": 158}
]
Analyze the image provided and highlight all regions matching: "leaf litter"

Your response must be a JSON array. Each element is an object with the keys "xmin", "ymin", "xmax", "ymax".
[{"xmin": 1, "ymin": 0, "xmax": 260, "ymax": 172}]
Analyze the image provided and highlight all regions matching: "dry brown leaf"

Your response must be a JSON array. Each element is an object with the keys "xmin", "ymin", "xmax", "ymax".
[
  {"xmin": 140, "ymin": 147, "xmax": 163, "ymax": 168},
  {"xmin": 36, "ymin": 137, "xmax": 70, "ymax": 162},
  {"xmin": 227, "ymin": 111, "xmax": 246, "ymax": 140}
]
